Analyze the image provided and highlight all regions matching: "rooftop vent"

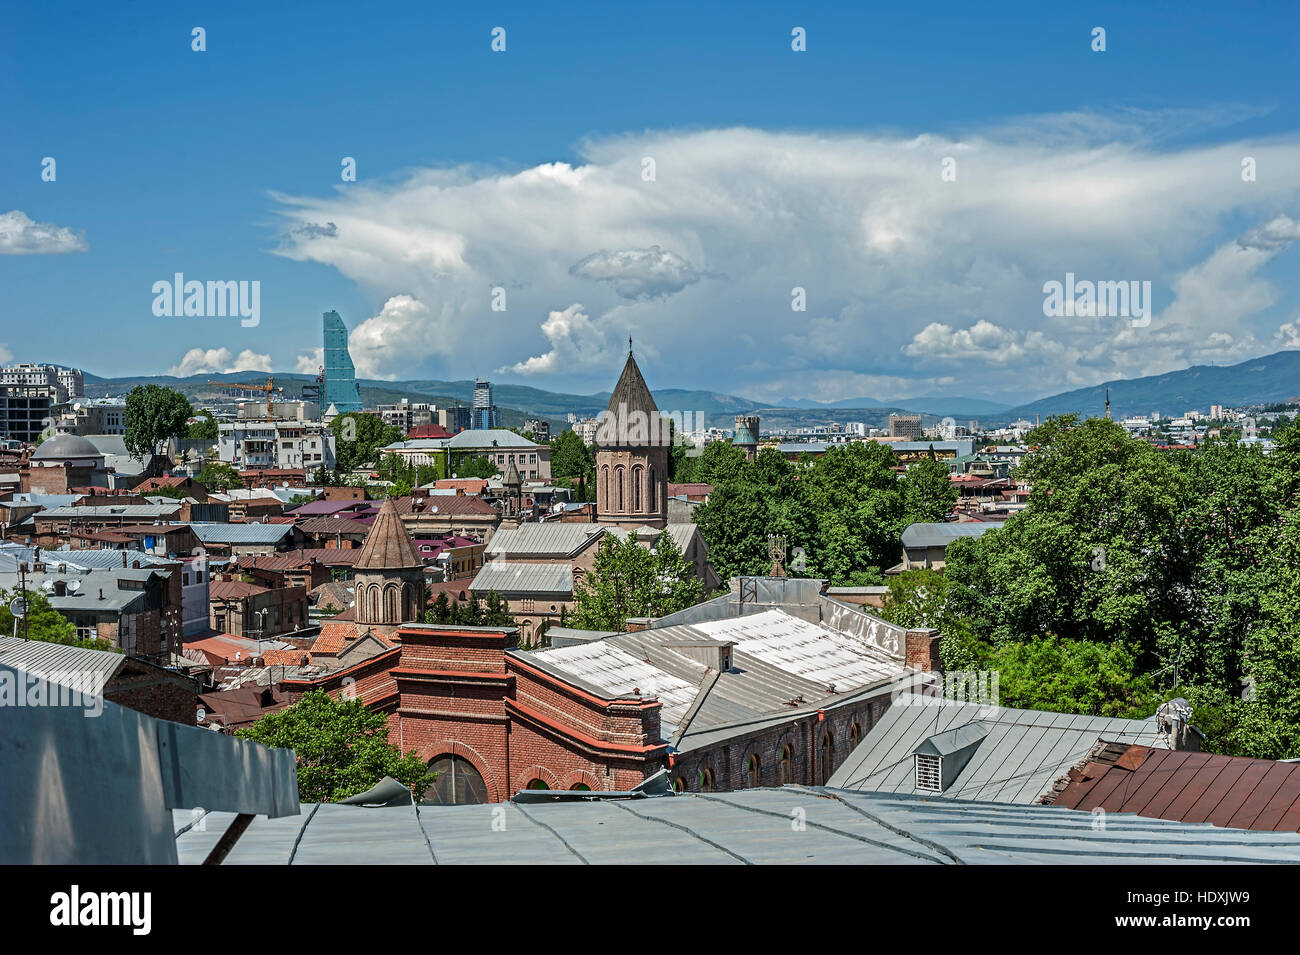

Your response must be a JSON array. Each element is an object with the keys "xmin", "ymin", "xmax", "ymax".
[
  {"xmin": 912, "ymin": 722, "xmax": 988, "ymax": 794},
  {"xmin": 914, "ymin": 753, "xmax": 942, "ymax": 793}
]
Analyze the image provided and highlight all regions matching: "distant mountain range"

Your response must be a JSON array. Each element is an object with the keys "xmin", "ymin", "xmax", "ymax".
[
  {"xmin": 81, "ymin": 349, "xmax": 1300, "ymax": 433},
  {"xmin": 990, "ymin": 350, "xmax": 1300, "ymax": 424}
]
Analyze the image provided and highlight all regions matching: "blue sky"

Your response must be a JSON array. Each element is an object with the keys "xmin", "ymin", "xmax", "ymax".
[{"xmin": 3, "ymin": 1, "xmax": 1300, "ymax": 404}]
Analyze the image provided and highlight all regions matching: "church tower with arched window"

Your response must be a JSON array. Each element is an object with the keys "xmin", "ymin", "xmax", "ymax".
[
  {"xmin": 596, "ymin": 345, "xmax": 669, "ymax": 528},
  {"xmin": 352, "ymin": 498, "xmax": 426, "ymax": 625}
]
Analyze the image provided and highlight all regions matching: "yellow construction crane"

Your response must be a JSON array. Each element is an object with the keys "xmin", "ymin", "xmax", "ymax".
[{"xmin": 208, "ymin": 375, "xmax": 281, "ymax": 419}]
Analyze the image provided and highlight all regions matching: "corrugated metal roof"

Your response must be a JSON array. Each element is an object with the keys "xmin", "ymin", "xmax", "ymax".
[
  {"xmin": 828, "ymin": 697, "xmax": 1165, "ymax": 804},
  {"xmin": 448, "ymin": 429, "xmax": 540, "ymax": 450},
  {"xmin": 39, "ymin": 504, "xmax": 181, "ymax": 519},
  {"xmin": 901, "ymin": 522, "xmax": 1006, "ymax": 548},
  {"xmin": 691, "ymin": 609, "xmax": 902, "ymax": 687},
  {"xmin": 470, "ymin": 561, "xmax": 573, "ymax": 595},
  {"xmin": 0, "ymin": 635, "xmax": 124, "ymax": 694},
  {"xmin": 487, "ymin": 523, "xmax": 606, "ymax": 557},
  {"xmin": 192, "ymin": 523, "xmax": 294, "ymax": 544},
  {"xmin": 172, "ymin": 787, "xmax": 1300, "ymax": 865},
  {"xmin": 525, "ymin": 607, "xmax": 909, "ymax": 751}
]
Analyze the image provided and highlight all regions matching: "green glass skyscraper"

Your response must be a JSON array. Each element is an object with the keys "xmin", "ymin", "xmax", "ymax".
[{"xmin": 322, "ymin": 309, "xmax": 363, "ymax": 414}]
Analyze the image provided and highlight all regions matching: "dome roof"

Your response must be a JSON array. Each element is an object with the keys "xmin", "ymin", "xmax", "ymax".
[{"xmin": 32, "ymin": 434, "xmax": 103, "ymax": 460}]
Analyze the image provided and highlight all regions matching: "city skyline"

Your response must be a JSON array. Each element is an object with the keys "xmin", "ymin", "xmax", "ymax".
[{"xmin": 4, "ymin": 2, "xmax": 1300, "ymax": 406}]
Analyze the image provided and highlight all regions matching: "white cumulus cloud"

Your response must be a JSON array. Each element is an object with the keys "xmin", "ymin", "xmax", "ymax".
[
  {"xmin": 168, "ymin": 347, "xmax": 273, "ymax": 377},
  {"xmin": 0, "ymin": 210, "xmax": 88, "ymax": 255}
]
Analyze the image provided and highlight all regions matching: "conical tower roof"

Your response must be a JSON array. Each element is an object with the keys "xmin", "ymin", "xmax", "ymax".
[
  {"xmin": 605, "ymin": 351, "xmax": 659, "ymax": 418},
  {"xmin": 503, "ymin": 458, "xmax": 521, "ymax": 486},
  {"xmin": 354, "ymin": 498, "xmax": 423, "ymax": 570}
]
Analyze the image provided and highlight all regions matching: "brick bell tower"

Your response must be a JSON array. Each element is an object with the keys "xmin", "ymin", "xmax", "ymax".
[
  {"xmin": 352, "ymin": 498, "xmax": 426, "ymax": 625},
  {"xmin": 595, "ymin": 342, "xmax": 668, "ymax": 528}
]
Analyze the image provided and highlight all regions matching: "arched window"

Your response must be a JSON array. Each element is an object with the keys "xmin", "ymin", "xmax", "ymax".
[
  {"xmin": 366, "ymin": 585, "xmax": 379, "ymax": 622},
  {"xmin": 820, "ymin": 731, "xmax": 834, "ymax": 784},
  {"xmin": 632, "ymin": 465, "xmax": 643, "ymax": 511},
  {"xmin": 743, "ymin": 753, "xmax": 761, "ymax": 788},
  {"xmin": 384, "ymin": 585, "xmax": 399, "ymax": 622},
  {"xmin": 699, "ymin": 767, "xmax": 714, "ymax": 792},
  {"xmin": 648, "ymin": 467, "xmax": 656, "ymax": 512},
  {"xmin": 600, "ymin": 465, "xmax": 609, "ymax": 507},
  {"xmin": 615, "ymin": 466, "xmax": 625, "ymax": 510},
  {"xmin": 569, "ymin": 783, "xmax": 591, "ymax": 791},
  {"xmin": 850, "ymin": 722, "xmax": 862, "ymax": 751},
  {"xmin": 779, "ymin": 745, "xmax": 793, "ymax": 785},
  {"xmin": 402, "ymin": 583, "xmax": 415, "ymax": 621},
  {"xmin": 526, "ymin": 779, "xmax": 549, "ymax": 790},
  {"xmin": 425, "ymin": 755, "xmax": 489, "ymax": 805}
]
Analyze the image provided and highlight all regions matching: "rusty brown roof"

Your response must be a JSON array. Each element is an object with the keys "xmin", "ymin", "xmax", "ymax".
[
  {"xmin": 1050, "ymin": 741, "xmax": 1300, "ymax": 832},
  {"xmin": 353, "ymin": 498, "xmax": 423, "ymax": 571}
]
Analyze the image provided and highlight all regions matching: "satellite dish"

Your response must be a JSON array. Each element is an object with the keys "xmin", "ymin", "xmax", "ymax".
[
  {"xmin": 431, "ymin": 506, "xmax": 438, "ymax": 514},
  {"xmin": 67, "ymin": 580, "xmax": 81, "ymax": 594},
  {"xmin": 8, "ymin": 597, "xmax": 27, "ymax": 618},
  {"xmin": 196, "ymin": 707, "xmax": 206, "ymax": 722},
  {"xmin": 41, "ymin": 580, "xmax": 55, "ymax": 593}
]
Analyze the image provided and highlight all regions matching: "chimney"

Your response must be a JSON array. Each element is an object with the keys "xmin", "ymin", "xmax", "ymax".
[
  {"xmin": 98, "ymin": 588, "xmax": 104, "ymax": 600},
  {"xmin": 904, "ymin": 628, "xmax": 941, "ymax": 672},
  {"xmin": 1156, "ymin": 698, "xmax": 1201, "ymax": 751}
]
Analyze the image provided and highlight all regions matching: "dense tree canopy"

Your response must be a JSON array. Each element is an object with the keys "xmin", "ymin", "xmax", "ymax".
[
  {"xmin": 934, "ymin": 415, "xmax": 1300, "ymax": 757},
  {"xmin": 694, "ymin": 443, "xmax": 957, "ymax": 586}
]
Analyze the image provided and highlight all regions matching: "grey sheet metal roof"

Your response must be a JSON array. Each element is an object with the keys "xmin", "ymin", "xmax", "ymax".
[
  {"xmin": 448, "ymin": 429, "xmax": 540, "ymax": 449},
  {"xmin": 486, "ymin": 522, "xmax": 606, "ymax": 557},
  {"xmin": 525, "ymin": 608, "xmax": 909, "ymax": 751},
  {"xmin": 172, "ymin": 787, "xmax": 1300, "ymax": 865},
  {"xmin": 827, "ymin": 697, "xmax": 1166, "ymax": 804},
  {"xmin": 192, "ymin": 522, "xmax": 294, "ymax": 544},
  {"xmin": 0, "ymin": 634, "xmax": 125, "ymax": 694},
  {"xmin": 38, "ymin": 504, "xmax": 182, "ymax": 520},
  {"xmin": 470, "ymin": 561, "xmax": 573, "ymax": 595},
  {"xmin": 900, "ymin": 522, "xmax": 1005, "ymax": 548},
  {"xmin": 0, "ymin": 566, "xmax": 161, "ymax": 614},
  {"xmin": 1, "ymin": 661, "xmax": 298, "ymax": 864}
]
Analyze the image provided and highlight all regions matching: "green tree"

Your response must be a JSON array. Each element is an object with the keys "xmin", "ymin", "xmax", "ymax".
[
  {"xmin": 237, "ymin": 689, "xmax": 435, "ymax": 802},
  {"xmin": 989, "ymin": 635, "xmax": 1165, "ymax": 719},
  {"xmin": 124, "ymin": 384, "xmax": 193, "ymax": 461},
  {"xmin": 186, "ymin": 410, "xmax": 219, "ymax": 441},
  {"xmin": 425, "ymin": 592, "xmax": 452, "ymax": 624},
  {"xmin": 198, "ymin": 461, "xmax": 243, "ymax": 491},
  {"xmin": 453, "ymin": 455, "xmax": 500, "ymax": 479},
  {"xmin": 332, "ymin": 413, "xmax": 404, "ymax": 471},
  {"xmin": 900, "ymin": 452, "xmax": 958, "ymax": 523},
  {"xmin": 550, "ymin": 429, "xmax": 594, "ymax": 482},
  {"xmin": 571, "ymin": 534, "xmax": 703, "ymax": 632}
]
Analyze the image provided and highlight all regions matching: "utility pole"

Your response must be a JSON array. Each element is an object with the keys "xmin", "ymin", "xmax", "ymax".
[{"xmin": 19, "ymin": 561, "xmax": 30, "ymax": 642}]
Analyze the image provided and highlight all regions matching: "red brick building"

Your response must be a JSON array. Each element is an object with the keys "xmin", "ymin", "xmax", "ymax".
[{"xmin": 286, "ymin": 576, "xmax": 938, "ymax": 804}]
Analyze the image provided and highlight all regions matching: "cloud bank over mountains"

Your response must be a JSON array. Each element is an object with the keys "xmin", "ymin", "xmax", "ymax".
[{"xmin": 269, "ymin": 115, "xmax": 1300, "ymax": 402}]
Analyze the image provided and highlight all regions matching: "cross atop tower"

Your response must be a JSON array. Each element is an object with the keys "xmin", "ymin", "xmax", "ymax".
[{"xmin": 629, "ymin": 335, "xmax": 633, "ymax": 357}]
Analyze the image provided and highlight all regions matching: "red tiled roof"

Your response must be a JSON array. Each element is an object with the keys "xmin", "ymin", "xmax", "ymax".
[
  {"xmin": 210, "ymin": 580, "xmax": 271, "ymax": 599},
  {"xmin": 1051, "ymin": 741, "xmax": 1300, "ymax": 832},
  {"xmin": 389, "ymin": 494, "xmax": 497, "ymax": 516},
  {"xmin": 234, "ymin": 549, "xmax": 362, "ymax": 572},
  {"xmin": 260, "ymin": 648, "xmax": 311, "ymax": 666},
  {"xmin": 408, "ymin": 424, "xmax": 452, "ymax": 439},
  {"xmin": 299, "ymin": 516, "xmax": 374, "ymax": 535}
]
